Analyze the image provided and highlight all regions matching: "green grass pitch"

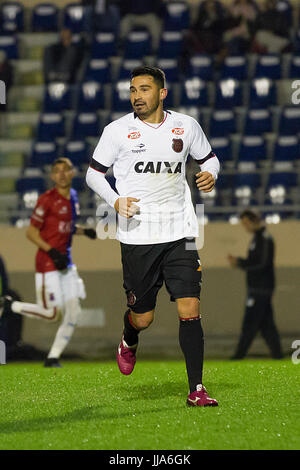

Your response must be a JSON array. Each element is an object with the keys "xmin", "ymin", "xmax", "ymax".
[{"xmin": 0, "ymin": 359, "xmax": 299, "ymax": 450}]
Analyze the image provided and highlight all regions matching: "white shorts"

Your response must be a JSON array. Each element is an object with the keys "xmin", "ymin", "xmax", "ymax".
[{"xmin": 35, "ymin": 265, "xmax": 86, "ymax": 310}]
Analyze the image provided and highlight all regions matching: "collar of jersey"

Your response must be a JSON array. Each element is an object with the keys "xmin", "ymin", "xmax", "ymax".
[{"xmin": 138, "ymin": 111, "xmax": 168, "ymax": 129}]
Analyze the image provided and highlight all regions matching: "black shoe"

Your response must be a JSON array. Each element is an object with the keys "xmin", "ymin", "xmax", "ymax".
[
  {"xmin": 0, "ymin": 295, "xmax": 13, "ymax": 318},
  {"xmin": 44, "ymin": 358, "xmax": 62, "ymax": 368}
]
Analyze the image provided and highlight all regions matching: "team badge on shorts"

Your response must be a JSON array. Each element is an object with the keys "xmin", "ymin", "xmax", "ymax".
[
  {"xmin": 127, "ymin": 290, "xmax": 136, "ymax": 306},
  {"xmin": 172, "ymin": 138, "xmax": 183, "ymax": 153}
]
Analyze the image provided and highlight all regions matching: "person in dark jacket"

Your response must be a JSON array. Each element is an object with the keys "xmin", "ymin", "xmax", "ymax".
[{"xmin": 228, "ymin": 209, "xmax": 283, "ymax": 359}]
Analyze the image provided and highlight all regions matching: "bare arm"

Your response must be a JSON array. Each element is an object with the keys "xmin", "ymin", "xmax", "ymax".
[{"xmin": 26, "ymin": 225, "xmax": 51, "ymax": 252}]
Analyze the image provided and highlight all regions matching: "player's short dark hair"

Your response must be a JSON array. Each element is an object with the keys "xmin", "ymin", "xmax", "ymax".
[
  {"xmin": 51, "ymin": 157, "xmax": 73, "ymax": 169},
  {"xmin": 131, "ymin": 66, "xmax": 166, "ymax": 89},
  {"xmin": 240, "ymin": 209, "xmax": 261, "ymax": 223}
]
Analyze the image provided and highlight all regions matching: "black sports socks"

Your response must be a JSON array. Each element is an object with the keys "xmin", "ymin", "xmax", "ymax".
[
  {"xmin": 123, "ymin": 309, "xmax": 139, "ymax": 347},
  {"xmin": 179, "ymin": 316, "xmax": 204, "ymax": 393}
]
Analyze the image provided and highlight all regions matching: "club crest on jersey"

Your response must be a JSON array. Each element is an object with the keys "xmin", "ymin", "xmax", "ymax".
[
  {"xmin": 172, "ymin": 128, "xmax": 184, "ymax": 135},
  {"xmin": 128, "ymin": 131, "xmax": 141, "ymax": 140},
  {"xmin": 172, "ymin": 138, "xmax": 183, "ymax": 153}
]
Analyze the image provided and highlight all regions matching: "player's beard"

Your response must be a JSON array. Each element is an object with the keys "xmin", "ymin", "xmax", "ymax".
[{"xmin": 133, "ymin": 96, "xmax": 160, "ymax": 120}]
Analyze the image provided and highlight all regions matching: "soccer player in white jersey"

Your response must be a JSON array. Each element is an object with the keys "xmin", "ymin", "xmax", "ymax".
[{"xmin": 86, "ymin": 66, "xmax": 220, "ymax": 406}]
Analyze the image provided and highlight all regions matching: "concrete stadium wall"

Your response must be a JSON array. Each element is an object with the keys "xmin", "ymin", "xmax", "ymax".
[{"xmin": 1, "ymin": 222, "xmax": 300, "ymax": 359}]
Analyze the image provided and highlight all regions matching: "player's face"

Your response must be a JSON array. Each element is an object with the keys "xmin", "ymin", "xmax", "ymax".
[
  {"xmin": 241, "ymin": 217, "xmax": 255, "ymax": 233},
  {"xmin": 51, "ymin": 163, "xmax": 74, "ymax": 189},
  {"xmin": 130, "ymin": 75, "xmax": 166, "ymax": 120}
]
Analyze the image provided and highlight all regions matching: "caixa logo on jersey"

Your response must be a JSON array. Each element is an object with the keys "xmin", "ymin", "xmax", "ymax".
[
  {"xmin": 128, "ymin": 130, "xmax": 141, "ymax": 139},
  {"xmin": 134, "ymin": 161, "xmax": 182, "ymax": 174}
]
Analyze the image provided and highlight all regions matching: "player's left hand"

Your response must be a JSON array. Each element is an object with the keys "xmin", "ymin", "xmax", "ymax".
[
  {"xmin": 195, "ymin": 171, "xmax": 215, "ymax": 193},
  {"xmin": 83, "ymin": 228, "xmax": 97, "ymax": 239}
]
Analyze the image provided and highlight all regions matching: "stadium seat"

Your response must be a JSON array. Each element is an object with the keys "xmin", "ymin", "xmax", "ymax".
[
  {"xmin": 288, "ymin": 55, "xmax": 300, "ymax": 78},
  {"xmin": 220, "ymin": 56, "xmax": 248, "ymax": 80},
  {"xmin": 248, "ymin": 78, "xmax": 277, "ymax": 109},
  {"xmin": 163, "ymin": 82, "xmax": 175, "ymax": 108},
  {"xmin": 272, "ymin": 135, "xmax": 300, "ymax": 165},
  {"xmin": 124, "ymin": 30, "xmax": 151, "ymax": 58},
  {"xmin": 254, "ymin": 54, "xmax": 282, "ymax": 79},
  {"xmin": 6, "ymin": 123, "xmax": 34, "ymax": 140},
  {"xmin": 112, "ymin": 80, "xmax": 131, "ymax": 112},
  {"xmin": 0, "ymin": 2, "xmax": 24, "ymax": 32},
  {"xmin": 278, "ymin": 106, "xmax": 300, "ymax": 135},
  {"xmin": 36, "ymin": 113, "xmax": 65, "ymax": 141},
  {"xmin": 187, "ymin": 54, "xmax": 213, "ymax": 81},
  {"xmin": 43, "ymin": 82, "xmax": 73, "ymax": 113},
  {"xmin": 0, "ymin": 151, "xmax": 24, "ymax": 168},
  {"xmin": 84, "ymin": 59, "xmax": 111, "ymax": 83},
  {"xmin": 267, "ymin": 171, "xmax": 298, "ymax": 190},
  {"xmin": 244, "ymin": 109, "xmax": 272, "ymax": 135},
  {"xmin": 156, "ymin": 58, "xmax": 179, "ymax": 82},
  {"xmin": 163, "ymin": 1, "xmax": 190, "ymax": 31},
  {"xmin": 276, "ymin": 0, "xmax": 293, "ymax": 27},
  {"xmin": 63, "ymin": 3, "xmax": 87, "ymax": 33},
  {"xmin": 157, "ymin": 31, "xmax": 183, "ymax": 58},
  {"xmin": 0, "ymin": 35, "xmax": 18, "ymax": 59},
  {"xmin": 176, "ymin": 106, "xmax": 200, "ymax": 122},
  {"xmin": 295, "ymin": 28, "xmax": 300, "ymax": 53},
  {"xmin": 215, "ymin": 173, "xmax": 233, "ymax": 190},
  {"xmin": 210, "ymin": 137, "xmax": 233, "ymax": 164},
  {"xmin": 117, "ymin": 59, "xmax": 143, "ymax": 81},
  {"xmin": 72, "ymin": 176, "xmax": 86, "ymax": 192},
  {"xmin": 90, "ymin": 32, "xmax": 116, "ymax": 59},
  {"xmin": 237, "ymin": 135, "xmax": 266, "ymax": 167},
  {"xmin": 179, "ymin": 77, "xmax": 208, "ymax": 107},
  {"xmin": 31, "ymin": 3, "xmax": 58, "ymax": 31},
  {"xmin": 16, "ymin": 176, "xmax": 46, "ymax": 195},
  {"xmin": 214, "ymin": 79, "xmax": 242, "ymax": 109},
  {"xmin": 77, "ymin": 81, "xmax": 104, "ymax": 112},
  {"xmin": 71, "ymin": 113, "xmax": 100, "ymax": 139},
  {"xmin": 0, "ymin": 178, "xmax": 16, "ymax": 194},
  {"xmin": 233, "ymin": 172, "xmax": 261, "ymax": 191},
  {"xmin": 30, "ymin": 141, "xmax": 58, "ymax": 167},
  {"xmin": 63, "ymin": 140, "xmax": 89, "ymax": 167},
  {"xmin": 209, "ymin": 110, "xmax": 236, "ymax": 137}
]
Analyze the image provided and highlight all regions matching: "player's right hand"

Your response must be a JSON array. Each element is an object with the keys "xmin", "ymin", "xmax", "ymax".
[
  {"xmin": 114, "ymin": 197, "xmax": 140, "ymax": 218},
  {"xmin": 48, "ymin": 248, "xmax": 69, "ymax": 271}
]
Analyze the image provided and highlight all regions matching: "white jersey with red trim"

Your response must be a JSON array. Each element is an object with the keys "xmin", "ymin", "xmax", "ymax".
[{"xmin": 89, "ymin": 110, "xmax": 220, "ymax": 244}]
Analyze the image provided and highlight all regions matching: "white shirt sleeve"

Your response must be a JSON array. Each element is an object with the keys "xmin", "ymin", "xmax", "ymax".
[
  {"xmin": 92, "ymin": 124, "xmax": 119, "ymax": 167},
  {"xmin": 189, "ymin": 117, "xmax": 212, "ymax": 161},
  {"xmin": 86, "ymin": 167, "xmax": 119, "ymax": 209}
]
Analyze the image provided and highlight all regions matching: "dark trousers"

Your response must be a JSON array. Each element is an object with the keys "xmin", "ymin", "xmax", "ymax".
[{"xmin": 234, "ymin": 293, "xmax": 283, "ymax": 359}]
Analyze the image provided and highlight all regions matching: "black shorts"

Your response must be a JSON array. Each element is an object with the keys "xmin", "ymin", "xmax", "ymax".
[{"xmin": 121, "ymin": 238, "xmax": 202, "ymax": 313}]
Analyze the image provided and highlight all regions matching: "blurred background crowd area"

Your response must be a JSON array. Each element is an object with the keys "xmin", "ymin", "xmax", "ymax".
[{"xmin": 0, "ymin": 0, "xmax": 300, "ymax": 227}]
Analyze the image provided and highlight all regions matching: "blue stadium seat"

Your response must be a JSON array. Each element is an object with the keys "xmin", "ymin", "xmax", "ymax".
[
  {"xmin": 267, "ymin": 171, "xmax": 298, "ymax": 190},
  {"xmin": 117, "ymin": 59, "xmax": 143, "ymax": 80},
  {"xmin": 244, "ymin": 109, "xmax": 272, "ymax": 135},
  {"xmin": 295, "ymin": 28, "xmax": 300, "ymax": 53},
  {"xmin": 16, "ymin": 176, "xmax": 46, "ymax": 195},
  {"xmin": 112, "ymin": 80, "xmax": 131, "ymax": 112},
  {"xmin": 249, "ymin": 78, "xmax": 277, "ymax": 109},
  {"xmin": 210, "ymin": 137, "xmax": 232, "ymax": 164},
  {"xmin": 187, "ymin": 54, "xmax": 213, "ymax": 81},
  {"xmin": 220, "ymin": 56, "xmax": 248, "ymax": 80},
  {"xmin": 288, "ymin": 55, "xmax": 300, "ymax": 78},
  {"xmin": 31, "ymin": 3, "xmax": 58, "ymax": 31},
  {"xmin": 278, "ymin": 106, "xmax": 300, "ymax": 135},
  {"xmin": 0, "ymin": 35, "xmax": 18, "ymax": 59},
  {"xmin": 0, "ymin": 2, "xmax": 24, "ymax": 32},
  {"xmin": 77, "ymin": 81, "xmax": 104, "ymax": 112},
  {"xmin": 30, "ymin": 141, "xmax": 58, "ymax": 167},
  {"xmin": 72, "ymin": 176, "xmax": 86, "ymax": 192},
  {"xmin": 237, "ymin": 135, "xmax": 266, "ymax": 165},
  {"xmin": 37, "ymin": 113, "xmax": 65, "ymax": 141},
  {"xmin": 276, "ymin": 0, "xmax": 293, "ymax": 27},
  {"xmin": 273, "ymin": 135, "xmax": 300, "ymax": 163},
  {"xmin": 124, "ymin": 30, "xmax": 151, "ymax": 58},
  {"xmin": 163, "ymin": 83, "xmax": 175, "ymax": 108},
  {"xmin": 84, "ymin": 59, "xmax": 111, "ymax": 83},
  {"xmin": 156, "ymin": 58, "xmax": 179, "ymax": 82},
  {"xmin": 64, "ymin": 140, "xmax": 89, "ymax": 167},
  {"xmin": 179, "ymin": 77, "xmax": 208, "ymax": 107},
  {"xmin": 63, "ymin": 3, "xmax": 87, "ymax": 33},
  {"xmin": 215, "ymin": 173, "xmax": 233, "ymax": 190},
  {"xmin": 71, "ymin": 113, "xmax": 100, "ymax": 139},
  {"xmin": 254, "ymin": 54, "xmax": 282, "ymax": 79},
  {"xmin": 90, "ymin": 32, "xmax": 116, "ymax": 59},
  {"xmin": 233, "ymin": 172, "xmax": 261, "ymax": 190},
  {"xmin": 209, "ymin": 110, "xmax": 236, "ymax": 137},
  {"xmin": 157, "ymin": 31, "xmax": 183, "ymax": 58},
  {"xmin": 43, "ymin": 82, "xmax": 72, "ymax": 113},
  {"xmin": 215, "ymin": 79, "xmax": 242, "ymax": 109},
  {"xmin": 163, "ymin": 1, "xmax": 190, "ymax": 31},
  {"xmin": 176, "ymin": 106, "xmax": 200, "ymax": 122}
]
